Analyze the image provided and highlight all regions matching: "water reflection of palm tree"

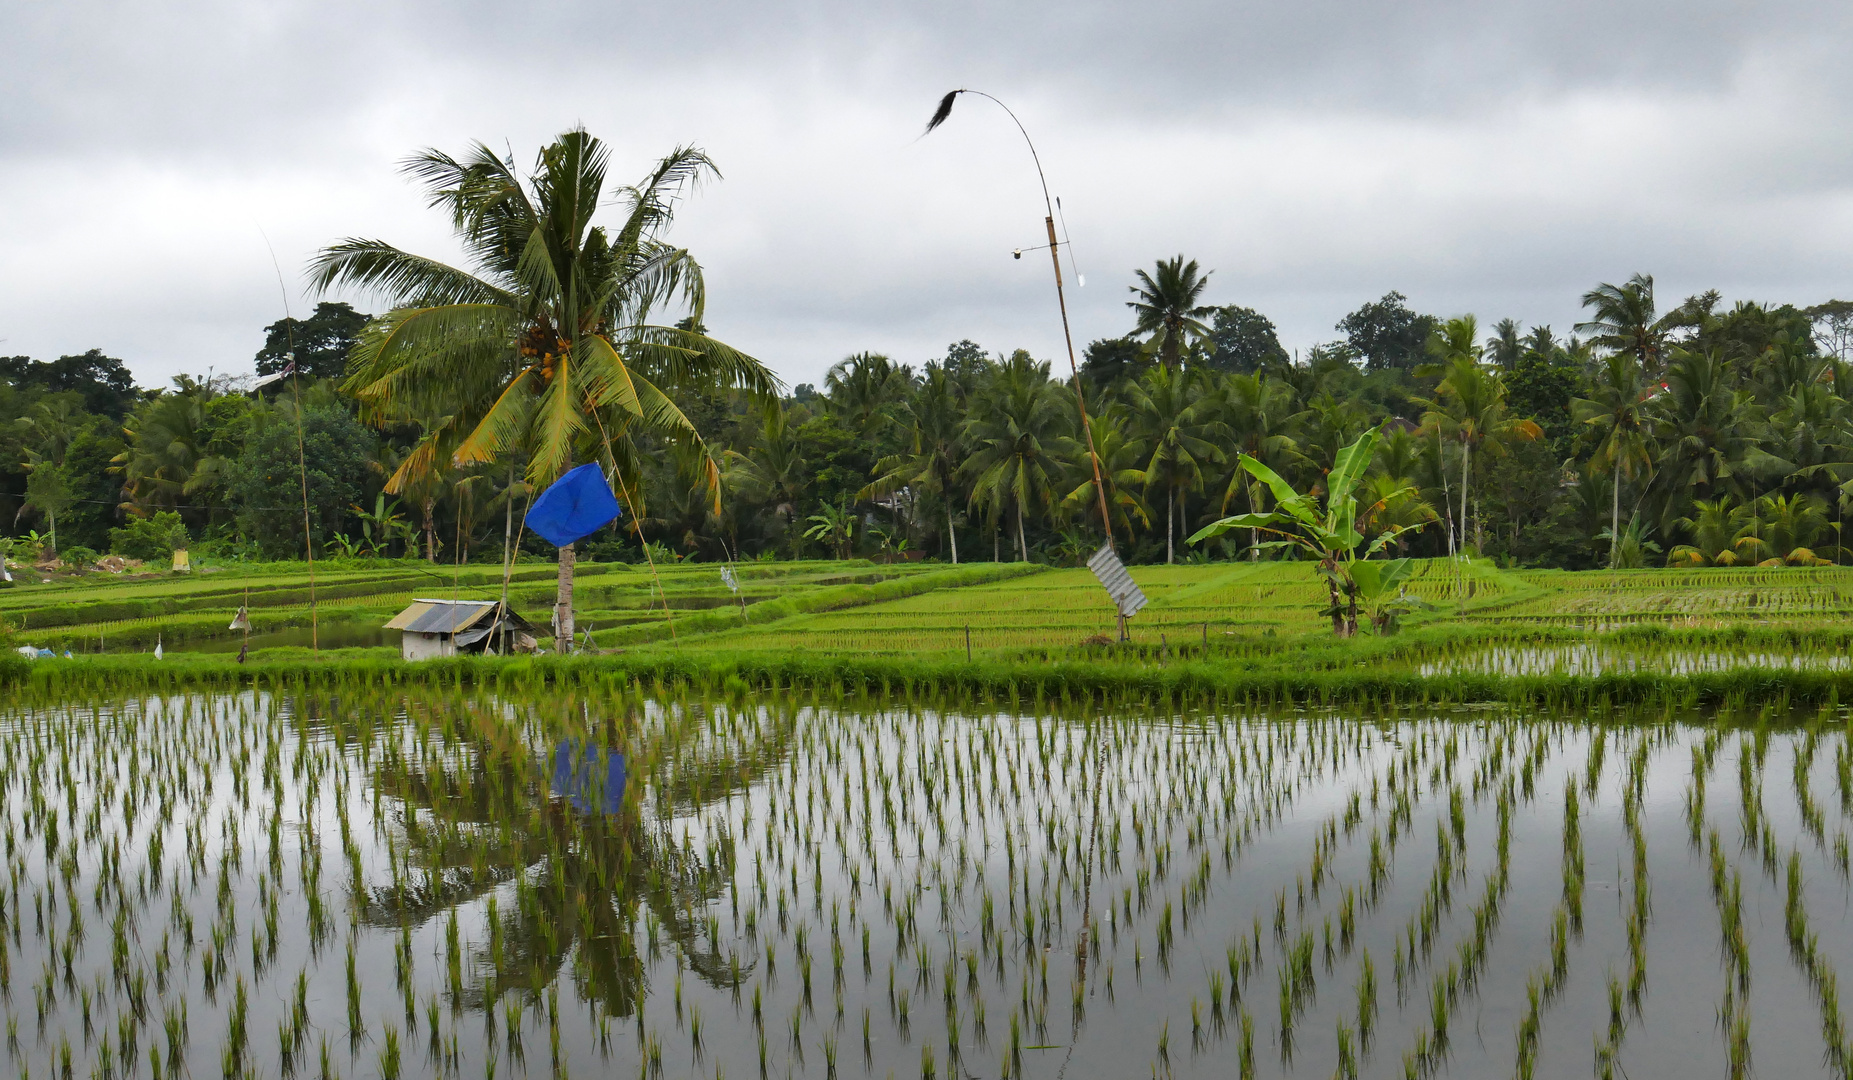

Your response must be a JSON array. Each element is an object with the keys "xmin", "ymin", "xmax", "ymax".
[{"xmin": 360, "ymin": 707, "xmax": 793, "ymax": 1016}]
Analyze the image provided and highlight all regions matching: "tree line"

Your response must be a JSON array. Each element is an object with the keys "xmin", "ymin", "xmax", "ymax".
[{"xmin": 7, "ymin": 130, "xmax": 1853, "ymax": 582}]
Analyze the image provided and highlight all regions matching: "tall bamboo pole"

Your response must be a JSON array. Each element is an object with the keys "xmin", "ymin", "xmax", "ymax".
[{"xmin": 926, "ymin": 90, "xmax": 1116, "ymax": 550}]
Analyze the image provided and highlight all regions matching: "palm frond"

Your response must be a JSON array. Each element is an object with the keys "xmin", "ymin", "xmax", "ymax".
[{"xmin": 308, "ymin": 242, "xmax": 515, "ymax": 307}]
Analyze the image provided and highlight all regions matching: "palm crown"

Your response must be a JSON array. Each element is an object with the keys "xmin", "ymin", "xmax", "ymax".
[
  {"xmin": 312, "ymin": 130, "xmax": 778, "ymax": 495},
  {"xmin": 312, "ymin": 129, "xmax": 777, "ymax": 646},
  {"xmin": 1127, "ymin": 256, "xmax": 1216, "ymax": 369}
]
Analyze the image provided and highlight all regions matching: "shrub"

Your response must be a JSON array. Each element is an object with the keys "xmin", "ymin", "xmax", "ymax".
[
  {"xmin": 110, "ymin": 512, "xmax": 190, "ymax": 561},
  {"xmin": 61, "ymin": 546, "xmax": 99, "ymax": 571}
]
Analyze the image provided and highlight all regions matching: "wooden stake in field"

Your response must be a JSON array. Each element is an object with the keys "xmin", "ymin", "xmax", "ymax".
[{"xmin": 260, "ymin": 231, "xmax": 318, "ymax": 653}]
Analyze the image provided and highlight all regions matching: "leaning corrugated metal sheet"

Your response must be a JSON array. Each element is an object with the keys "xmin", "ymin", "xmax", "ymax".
[{"xmin": 1086, "ymin": 544, "xmax": 1147, "ymax": 617}]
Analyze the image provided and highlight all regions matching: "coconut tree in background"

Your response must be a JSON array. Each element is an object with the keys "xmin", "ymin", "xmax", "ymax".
[
  {"xmin": 315, "ymin": 129, "xmax": 777, "ymax": 645},
  {"xmin": 1649, "ymin": 348, "xmax": 1768, "ymax": 534},
  {"xmin": 1578, "ymin": 273, "xmax": 1674, "ymax": 376},
  {"xmin": 1420, "ymin": 316, "xmax": 1543, "ymax": 554},
  {"xmin": 1058, "ymin": 409, "xmax": 1150, "ymax": 544},
  {"xmin": 1669, "ymin": 496, "xmax": 1749, "ymax": 566},
  {"xmin": 826, "ymin": 352, "xmax": 914, "ymax": 444},
  {"xmin": 1217, "ymin": 371, "xmax": 1302, "ymax": 560},
  {"xmin": 1574, "ymin": 352, "xmax": 1657, "ymax": 568},
  {"xmin": 1127, "ymin": 256, "xmax": 1216, "ymax": 370},
  {"xmin": 1737, "ymin": 492, "xmax": 1830, "ymax": 564},
  {"xmin": 862, "ymin": 363, "xmax": 966, "ymax": 561},
  {"xmin": 1124, "ymin": 365, "xmax": 1228, "ymax": 563},
  {"xmin": 962, "ymin": 355, "xmax": 1069, "ymax": 561},
  {"xmin": 731, "ymin": 404, "xmax": 809, "ymax": 557}
]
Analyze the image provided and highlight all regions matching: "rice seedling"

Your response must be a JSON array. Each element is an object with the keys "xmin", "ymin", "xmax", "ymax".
[{"xmin": 1, "ymin": 676, "xmax": 1849, "ymax": 1077}]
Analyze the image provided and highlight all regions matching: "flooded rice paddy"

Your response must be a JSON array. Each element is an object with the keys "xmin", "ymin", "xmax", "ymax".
[
  {"xmin": 1421, "ymin": 643, "xmax": 1853, "ymax": 678},
  {"xmin": 6, "ymin": 688, "xmax": 1853, "ymax": 1079}
]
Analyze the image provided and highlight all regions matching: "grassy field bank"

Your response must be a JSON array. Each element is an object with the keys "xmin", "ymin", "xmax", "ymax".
[{"xmin": 7, "ymin": 554, "xmax": 1853, "ymax": 703}]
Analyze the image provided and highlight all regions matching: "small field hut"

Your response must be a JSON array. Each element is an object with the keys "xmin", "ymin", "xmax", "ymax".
[{"xmin": 385, "ymin": 599, "xmax": 535, "ymax": 660}]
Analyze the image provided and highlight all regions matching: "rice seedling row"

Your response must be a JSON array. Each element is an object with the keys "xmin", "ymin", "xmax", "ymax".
[{"xmin": 7, "ymin": 685, "xmax": 1853, "ymax": 1078}]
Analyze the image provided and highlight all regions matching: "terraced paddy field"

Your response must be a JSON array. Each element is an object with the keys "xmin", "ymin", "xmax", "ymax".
[
  {"xmin": 12, "ymin": 556, "xmax": 1853, "ymax": 686},
  {"xmin": 685, "ymin": 559, "xmax": 1523, "ymax": 656},
  {"xmin": 0, "ymin": 559, "xmax": 959, "ymax": 655},
  {"xmin": 7, "ymin": 683, "xmax": 1853, "ymax": 1080}
]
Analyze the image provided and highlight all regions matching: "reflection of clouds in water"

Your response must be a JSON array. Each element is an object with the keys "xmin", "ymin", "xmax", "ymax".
[{"xmin": 14, "ymin": 690, "xmax": 1853, "ymax": 1079}]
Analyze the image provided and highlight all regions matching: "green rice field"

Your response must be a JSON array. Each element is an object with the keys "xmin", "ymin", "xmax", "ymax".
[
  {"xmin": 10, "ymin": 558, "xmax": 1853, "ymax": 1077},
  {"xmin": 16, "ymin": 556, "xmax": 1853, "ymax": 666},
  {"xmin": 6, "ymin": 682, "xmax": 1853, "ymax": 1080}
]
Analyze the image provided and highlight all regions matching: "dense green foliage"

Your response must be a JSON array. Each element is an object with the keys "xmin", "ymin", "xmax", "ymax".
[{"xmin": 7, "ymin": 213, "xmax": 1853, "ymax": 578}]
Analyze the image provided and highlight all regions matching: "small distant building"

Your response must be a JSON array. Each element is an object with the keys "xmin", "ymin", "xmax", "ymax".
[{"xmin": 385, "ymin": 599, "xmax": 536, "ymax": 661}]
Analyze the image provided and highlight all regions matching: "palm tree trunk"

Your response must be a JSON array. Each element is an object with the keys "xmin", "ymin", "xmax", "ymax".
[
  {"xmin": 1460, "ymin": 437, "xmax": 1471, "ymax": 558},
  {"xmin": 947, "ymin": 504, "xmax": 959, "ymax": 565},
  {"xmin": 424, "ymin": 496, "xmax": 437, "ymax": 562},
  {"xmin": 1610, "ymin": 467, "xmax": 1621, "ymax": 568},
  {"xmin": 555, "ymin": 542, "xmax": 575, "ymax": 651},
  {"xmin": 1016, "ymin": 499, "xmax": 1028, "ymax": 562},
  {"xmin": 1166, "ymin": 483, "xmax": 1175, "ymax": 564},
  {"xmin": 1437, "ymin": 430, "xmax": 1455, "ymax": 556}
]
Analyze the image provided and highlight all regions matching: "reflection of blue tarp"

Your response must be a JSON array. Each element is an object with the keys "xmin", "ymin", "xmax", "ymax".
[
  {"xmin": 551, "ymin": 740, "xmax": 627, "ymax": 815},
  {"xmin": 526, "ymin": 463, "xmax": 622, "ymax": 547}
]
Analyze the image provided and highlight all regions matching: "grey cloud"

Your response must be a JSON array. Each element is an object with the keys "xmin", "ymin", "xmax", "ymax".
[{"xmin": 2, "ymin": 0, "xmax": 1852, "ymax": 389}]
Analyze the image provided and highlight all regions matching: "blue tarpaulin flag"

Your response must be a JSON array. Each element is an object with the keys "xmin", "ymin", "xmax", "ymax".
[
  {"xmin": 550, "ymin": 741, "xmax": 627, "ymax": 815},
  {"xmin": 525, "ymin": 462, "xmax": 622, "ymax": 547}
]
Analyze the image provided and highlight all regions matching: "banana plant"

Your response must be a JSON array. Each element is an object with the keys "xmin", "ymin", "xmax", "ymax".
[
  {"xmin": 1188, "ymin": 425, "xmax": 1426, "ymax": 636},
  {"xmin": 326, "ymin": 533, "xmax": 366, "ymax": 559},
  {"xmin": 1349, "ymin": 557, "xmax": 1433, "ymax": 635},
  {"xmin": 350, "ymin": 494, "xmax": 408, "ymax": 557}
]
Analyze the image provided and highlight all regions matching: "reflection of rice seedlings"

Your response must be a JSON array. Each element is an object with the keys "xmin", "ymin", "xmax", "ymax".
[
  {"xmin": 1562, "ymin": 786, "xmax": 1584, "ymax": 933},
  {"xmin": 1237, "ymin": 1009, "xmax": 1255, "ymax": 1080},
  {"xmin": 1727, "ymin": 997, "xmax": 1752, "ymax": 1080},
  {"xmin": 1334, "ymin": 1019, "xmax": 1358, "ymax": 1079}
]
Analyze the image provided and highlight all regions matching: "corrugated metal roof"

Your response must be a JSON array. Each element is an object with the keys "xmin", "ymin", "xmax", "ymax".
[{"xmin": 385, "ymin": 599, "xmax": 498, "ymax": 634}]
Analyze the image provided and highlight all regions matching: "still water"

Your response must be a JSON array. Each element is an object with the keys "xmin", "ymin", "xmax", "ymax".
[{"xmin": 3, "ymin": 689, "xmax": 1850, "ymax": 1078}]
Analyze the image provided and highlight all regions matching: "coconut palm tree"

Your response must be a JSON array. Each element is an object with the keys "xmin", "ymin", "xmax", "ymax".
[
  {"xmin": 1419, "ymin": 317, "xmax": 1543, "ymax": 555},
  {"xmin": 1649, "ymin": 348, "xmax": 1765, "ymax": 524},
  {"xmin": 1736, "ymin": 492, "xmax": 1829, "ymax": 564},
  {"xmin": 826, "ymin": 353, "xmax": 914, "ymax": 444},
  {"xmin": 1217, "ymin": 372, "xmax": 1302, "ymax": 560},
  {"xmin": 1574, "ymin": 353, "xmax": 1657, "ymax": 567},
  {"xmin": 961, "ymin": 355, "xmax": 1070, "ymax": 561},
  {"xmin": 1123, "ymin": 365, "xmax": 1228, "ymax": 563},
  {"xmin": 1127, "ymin": 256, "xmax": 1216, "ymax": 370},
  {"xmin": 111, "ymin": 381, "xmax": 235, "ymax": 525},
  {"xmin": 1058, "ymin": 410, "xmax": 1150, "ymax": 544},
  {"xmin": 314, "ymin": 129, "xmax": 778, "ymax": 646},
  {"xmin": 1670, "ymin": 496, "xmax": 1749, "ymax": 566},
  {"xmin": 862, "ymin": 364, "xmax": 966, "ymax": 561},
  {"xmin": 1484, "ymin": 318, "xmax": 1524, "ymax": 369},
  {"xmin": 1577, "ymin": 273, "xmax": 1674, "ymax": 376},
  {"xmin": 730, "ymin": 404, "xmax": 809, "ymax": 557},
  {"xmin": 1362, "ymin": 427, "xmax": 1440, "ymax": 548}
]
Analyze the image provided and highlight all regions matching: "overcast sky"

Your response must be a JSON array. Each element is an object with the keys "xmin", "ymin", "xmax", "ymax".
[{"xmin": 4, "ymin": 0, "xmax": 1852, "ymax": 392}]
